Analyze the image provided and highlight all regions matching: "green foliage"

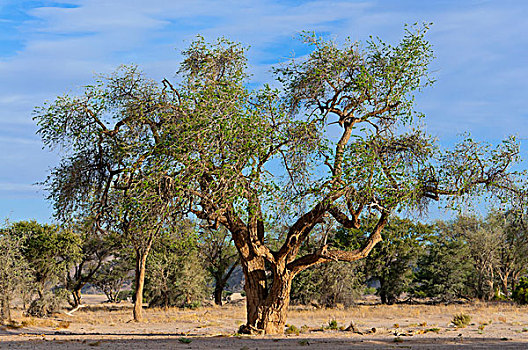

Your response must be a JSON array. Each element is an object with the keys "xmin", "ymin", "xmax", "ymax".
[
  {"xmin": 444, "ymin": 215, "xmax": 498, "ymax": 300},
  {"xmin": 327, "ymin": 319, "xmax": 339, "ymax": 330},
  {"xmin": 285, "ymin": 324, "xmax": 301, "ymax": 335},
  {"xmin": 0, "ymin": 224, "xmax": 32, "ymax": 321},
  {"xmin": 178, "ymin": 337, "xmax": 192, "ymax": 344},
  {"xmin": 7, "ymin": 221, "xmax": 81, "ymax": 315},
  {"xmin": 291, "ymin": 260, "xmax": 364, "ymax": 307},
  {"xmin": 9, "ymin": 221, "xmax": 81, "ymax": 291},
  {"xmin": 512, "ymin": 277, "xmax": 528, "ymax": 305},
  {"xmin": 364, "ymin": 287, "xmax": 377, "ymax": 295},
  {"xmin": 92, "ymin": 252, "xmax": 133, "ymax": 303},
  {"xmin": 144, "ymin": 221, "xmax": 209, "ymax": 308},
  {"xmin": 494, "ymin": 210, "xmax": 528, "ymax": 297},
  {"xmin": 26, "ymin": 288, "xmax": 69, "ymax": 317},
  {"xmin": 452, "ymin": 313, "xmax": 472, "ymax": 328},
  {"xmin": 365, "ymin": 217, "xmax": 432, "ymax": 304},
  {"xmin": 412, "ymin": 226, "xmax": 473, "ymax": 301}
]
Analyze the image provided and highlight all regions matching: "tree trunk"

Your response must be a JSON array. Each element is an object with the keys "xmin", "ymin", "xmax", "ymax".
[
  {"xmin": 239, "ymin": 255, "xmax": 295, "ymax": 335},
  {"xmin": 500, "ymin": 272, "xmax": 510, "ymax": 298},
  {"xmin": 71, "ymin": 288, "xmax": 82, "ymax": 307},
  {"xmin": 0, "ymin": 296, "xmax": 10, "ymax": 322},
  {"xmin": 133, "ymin": 250, "xmax": 147, "ymax": 322},
  {"xmin": 214, "ymin": 281, "xmax": 224, "ymax": 306},
  {"xmin": 512, "ymin": 270, "xmax": 521, "ymax": 293},
  {"xmin": 240, "ymin": 256, "xmax": 268, "ymax": 331},
  {"xmin": 486, "ymin": 269, "xmax": 495, "ymax": 301},
  {"xmin": 256, "ymin": 271, "xmax": 294, "ymax": 334},
  {"xmin": 380, "ymin": 290, "xmax": 388, "ymax": 305}
]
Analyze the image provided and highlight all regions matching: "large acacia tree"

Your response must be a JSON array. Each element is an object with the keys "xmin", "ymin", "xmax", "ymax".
[
  {"xmin": 36, "ymin": 25, "xmax": 521, "ymax": 334},
  {"xmin": 161, "ymin": 26, "xmax": 519, "ymax": 334}
]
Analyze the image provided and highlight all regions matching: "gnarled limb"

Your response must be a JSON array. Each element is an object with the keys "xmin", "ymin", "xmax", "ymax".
[{"xmin": 287, "ymin": 211, "xmax": 388, "ymax": 275}]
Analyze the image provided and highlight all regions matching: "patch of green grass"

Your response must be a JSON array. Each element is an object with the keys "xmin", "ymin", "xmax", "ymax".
[
  {"xmin": 425, "ymin": 328, "xmax": 440, "ymax": 333},
  {"xmin": 178, "ymin": 337, "xmax": 192, "ymax": 344}
]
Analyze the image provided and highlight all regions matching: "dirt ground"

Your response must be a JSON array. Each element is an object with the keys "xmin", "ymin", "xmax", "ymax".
[{"xmin": 1, "ymin": 295, "xmax": 528, "ymax": 349}]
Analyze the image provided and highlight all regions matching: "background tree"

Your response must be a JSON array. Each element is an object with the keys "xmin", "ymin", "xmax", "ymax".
[
  {"xmin": 291, "ymin": 260, "xmax": 364, "ymax": 308},
  {"xmin": 144, "ymin": 219, "xmax": 209, "ymax": 308},
  {"xmin": 34, "ymin": 66, "xmax": 174, "ymax": 321},
  {"xmin": 492, "ymin": 209, "xmax": 528, "ymax": 296},
  {"xmin": 0, "ymin": 224, "xmax": 32, "ymax": 322},
  {"xmin": 8, "ymin": 221, "xmax": 81, "ymax": 316},
  {"xmin": 200, "ymin": 226, "xmax": 239, "ymax": 305},
  {"xmin": 291, "ymin": 224, "xmax": 365, "ymax": 307},
  {"xmin": 445, "ymin": 216, "xmax": 498, "ymax": 300},
  {"xmin": 365, "ymin": 218, "xmax": 431, "ymax": 304},
  {"xmin": 412, "ymin": 225, "xmax": 473, "ymax": 301},
  {"xmin": 64, "ymin": 217, "xmax": 119, "ymax": 307},
  {"xmin": 92, "ymin": 250, "xmax": 133, "ymax": 303}
]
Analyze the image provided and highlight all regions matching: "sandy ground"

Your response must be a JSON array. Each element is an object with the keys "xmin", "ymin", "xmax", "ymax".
[{"xmin": 1, "ymin": 295, "xmax": 528, "ymax": 349}]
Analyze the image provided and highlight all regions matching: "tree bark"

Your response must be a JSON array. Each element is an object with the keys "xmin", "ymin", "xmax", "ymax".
[
  {"xmin": 71, "ymin": 288, "xmax": 82, "ymax": 307},
  {"xmin": 256, "ymin": 270, "xmax": 294, "ymax": 334},
  {"xmin": 498, "ymin": 270, "xmax": 510, "ymax": 297},
  {"xmin": 133, "ymin": 250, "xmax": 147, "ymax": 322},
  {"xmin": 239, "ymin": 261, "xmax": 294, "ymax": 335},
  {"xmin": 214, "ymin": 282, "xmax": 224, "ymax": 306},
  {"xmin": 241, "ymin": 256, "xmax": 268, "ymax": 330},
  {"xmin": 0, "ymin": 296, "xmax": 11, "ymax": 322}
]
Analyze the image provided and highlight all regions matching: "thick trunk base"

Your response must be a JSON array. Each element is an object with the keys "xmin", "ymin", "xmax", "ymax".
[{"xmin": 242, "ymin": 265, "xmax": 293, "ymax": 335}]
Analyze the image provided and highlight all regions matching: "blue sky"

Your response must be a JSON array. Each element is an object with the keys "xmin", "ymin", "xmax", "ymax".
[{"xmin": 0, "ymin": 0, "xmax": 527, "ymax": 223}]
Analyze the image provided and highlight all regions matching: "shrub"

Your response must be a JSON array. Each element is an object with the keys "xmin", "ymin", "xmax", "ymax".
[
  {"xmin": 512, "ymin": 277, "xmax": 528, "ymax": 305},
  {"xmin": 285, "ymin": 324, "xmax": 300, "ymax": 335},
  {"xmin": 291, "ymin": 261, "xmax": 364, "ymax": 307},
  {"xmin": 26, "ymin": 293, "xmax": 63, "ymax": 317},
  {"xmin": 452, "ymin": 313, "xmax": 471, "ymax": 328},
  {"xmin": 327, "ymin": 319, "xmax": 339, "ymax": 330}
]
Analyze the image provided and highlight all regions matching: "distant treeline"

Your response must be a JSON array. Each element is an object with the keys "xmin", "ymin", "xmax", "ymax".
[{"xmin": 2, "ymin": 210, "xmax": 528, "ymax": 322}]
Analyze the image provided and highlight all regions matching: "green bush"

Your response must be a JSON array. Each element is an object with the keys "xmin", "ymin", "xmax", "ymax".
[
  {"xmin": 513, "ymin": 277, "xmax": 528, "ymax": 305},
  {"xmin": 452, "ymin": 313, "xmax": 471, "ymax": 328},
  {"xmin": 117, "ymin": 290, "xmax": 133, "ymax": 302},
  {"xmin": 285, "ymin": 324, "xmax": 300, "ymax": 335},
  {"xmin": 327, "ymin": 319, "xmax": 339, "ymax": 330},
  {"xmin": 26, "ymin": 292, "xmax": 65, "ymax": 317}
]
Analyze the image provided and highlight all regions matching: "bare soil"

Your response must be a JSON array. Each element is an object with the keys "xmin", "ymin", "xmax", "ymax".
[{"xmin": 1, "ymin": 295, "xmax": 528, "ymax": 349}]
